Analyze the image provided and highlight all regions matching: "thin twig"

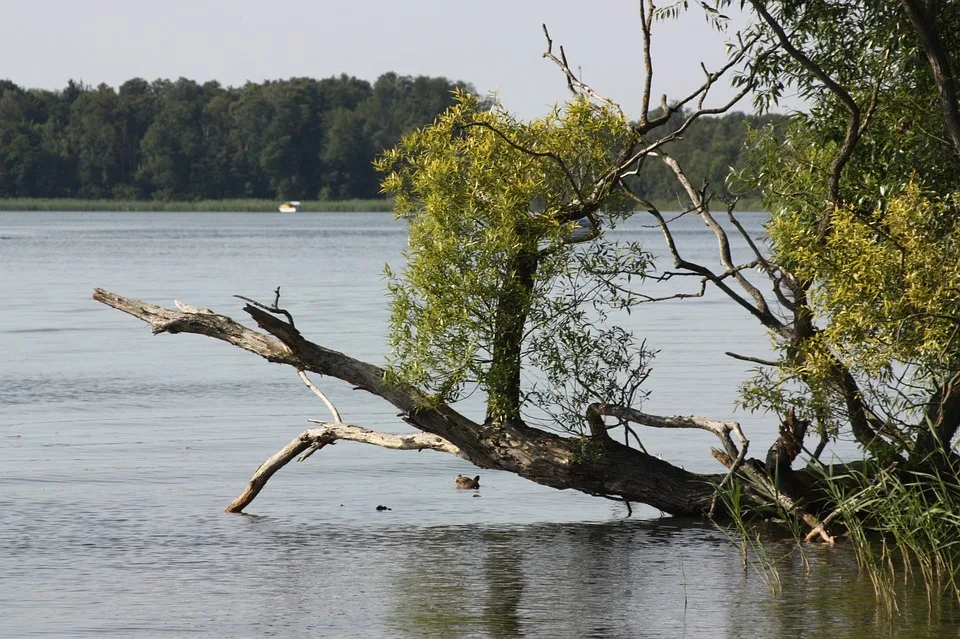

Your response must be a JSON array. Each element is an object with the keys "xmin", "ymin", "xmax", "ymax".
[{"xmin": 298, "ymin": 370, "xmax": 343, "ymax": 423}]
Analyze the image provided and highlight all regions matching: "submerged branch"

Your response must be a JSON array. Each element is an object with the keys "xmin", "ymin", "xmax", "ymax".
[{"xmin": 226, "ymin": 424, "xmax": 462, "ymax": 513}]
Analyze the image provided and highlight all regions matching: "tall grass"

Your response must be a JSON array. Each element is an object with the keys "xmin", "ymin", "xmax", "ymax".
[
  {"xmin": 817, "ymin": 454, "xmax": 960, "ymax": 616},
  {"xmin": 713, "ymin": 478, "xmax": 812, "ymax": 596},
  {"xmin": 0, "ymin": 198, "xmax": 395, "ymax": 212},
  {"xmin": 716, "ymin": 452, "xmax": 960, "ymax": 616}
]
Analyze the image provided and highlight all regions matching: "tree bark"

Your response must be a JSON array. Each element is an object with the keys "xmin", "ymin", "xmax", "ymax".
[
  {"xmin": 901, "ymin": 0, "xmax": 960, "ymax": 160},
  {"xmin": 486, "ymin": 247, "xmax": 538, "ymax": 424},
  {"xmin": 93, "ymin": 288, "xmax": 728, "ymax": 516},
  {"xmin": 918, "ymin": 371, "xmax": 960, "ymax": 459}
]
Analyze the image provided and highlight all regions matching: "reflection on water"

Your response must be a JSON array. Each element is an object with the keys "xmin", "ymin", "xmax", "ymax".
[
  {"xmin": 1, "ymin": 212, "xmax": 957, "ymax": 637},
  {"xmin": 4, "ymin": 505, "xmax": 959, "ymax": 637}
]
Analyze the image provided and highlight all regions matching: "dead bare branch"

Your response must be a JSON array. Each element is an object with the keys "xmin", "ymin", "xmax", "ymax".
[
  {"xmin": 95, "ymin": 288, "xmax": 732, "ymax": 517},
  {"xmin": 174, "ymin": 300, "xmax": 215, "ymax": 314},
  {"xmin": 725, "ymin": 351, "xmax": 781, "ymax": 367},
  {"xmin": 639, "ymin": 0, "xmax": 655, "ymax": 125},
  {"xmin": 591, "ymin": 403, "xmax": 743, "ymax": 459},
  {"xmin": 657, "ymin": 152, "xmax": 778, "ymax": 324},
  {"xmin": 298, "ymin": 370, "xmax": 342, "ymax": 423},
  {"xmin": 227, "ymin": 424, "xmax": 462, "ymax": 513},
  {"xmin": 637, "ymin": 198, "xmax": 784, "ymax": 332},
  {"xmin": 542, "ymin": 24, "xmax": 623, "ymax": 112}
]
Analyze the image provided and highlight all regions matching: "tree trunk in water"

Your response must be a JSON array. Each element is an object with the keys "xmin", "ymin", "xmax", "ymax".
[{"xmin": 93, "ymin": 288, "xmax": 728, "ymax": 516}]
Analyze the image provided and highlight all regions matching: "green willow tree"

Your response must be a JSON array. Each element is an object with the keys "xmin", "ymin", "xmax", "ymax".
[
  {"xmin": 704, "ymin": 1, "xmax": 960, "ymax": 601},
  {"xmin": 377, "ymin": 92, "xmax": 651, "ymax": 430}
]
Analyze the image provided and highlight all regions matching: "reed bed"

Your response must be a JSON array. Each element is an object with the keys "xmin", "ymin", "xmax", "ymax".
[{"xmin": 818, "ymin": 454, "xmax": 960, "ymax": 615}]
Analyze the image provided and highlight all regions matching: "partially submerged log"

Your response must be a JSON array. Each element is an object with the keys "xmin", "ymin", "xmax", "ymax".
[
  {"xmin": 94, "ymin": 287, "xmax": 836, "ymax": 541},
  {"xmin": 93, "ymin": 288, "xmax": 731, "ymax": 516}
]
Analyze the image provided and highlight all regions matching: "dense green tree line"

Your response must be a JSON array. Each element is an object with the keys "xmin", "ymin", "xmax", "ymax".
[
  {"xmin": 0, "ymin": 74, "xmax": 474, "ymax": 200},
  {"xmin": 0, "ymin": 72, "xmax": 772, "ymax": 202}
]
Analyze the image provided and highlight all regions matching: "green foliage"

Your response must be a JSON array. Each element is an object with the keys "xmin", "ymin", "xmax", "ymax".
[
  {"xmin": 0, "ymin": 73, "xmax": 471, "ymax": 201},
  {"xmin": 733, "ymin": 0, "xmax": 960, "ymax": 448},
  {"xmin": 740, "ymin": 182, "xmax": 960, "ymax": 443},
  {"xmin": 378, "ymin": 93, "xmax": 653, "ymax": 429},
  {"xmin": 781, "ymin": 184, "xmax": 960, "ymax": 377}
]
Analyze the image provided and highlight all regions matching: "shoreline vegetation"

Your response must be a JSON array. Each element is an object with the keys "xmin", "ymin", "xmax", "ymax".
[
  {"xmin": 0, "ymin": 198, "xmax": 396, "ymax": 212},
  {"xmin": 0, "ymin": 197, "xmax": 765, "ymax": 213}
]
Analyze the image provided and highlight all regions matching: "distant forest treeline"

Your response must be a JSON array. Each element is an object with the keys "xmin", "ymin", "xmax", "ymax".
[{"xmin": 0, "ymin": 74, "xmax": 776, "ymax": 202}]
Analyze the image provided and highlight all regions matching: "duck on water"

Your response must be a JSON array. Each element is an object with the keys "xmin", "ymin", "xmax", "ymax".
[{"xmin": 456, "ymin": 474, "xmax": 480, "ymax": 489}]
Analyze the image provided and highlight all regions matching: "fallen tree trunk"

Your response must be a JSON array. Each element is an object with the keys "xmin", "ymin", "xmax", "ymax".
[{"xmin": 93, "ymin": 288, "xmax": 747, "ymax": 516}]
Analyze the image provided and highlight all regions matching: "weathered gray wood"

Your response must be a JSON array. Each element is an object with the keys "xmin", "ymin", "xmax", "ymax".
[
  {"xmin": 94, "ymin": 288, "xmax": 733, "ymax": 516},
  {"xmin": 226, "ymin": 424, "xmax": 461, "ymax": 513}
]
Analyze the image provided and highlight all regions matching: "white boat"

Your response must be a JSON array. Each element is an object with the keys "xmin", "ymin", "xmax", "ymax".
[{"xmin": 278, "ymin": 201, "xmax": 301, "ymax": 213}]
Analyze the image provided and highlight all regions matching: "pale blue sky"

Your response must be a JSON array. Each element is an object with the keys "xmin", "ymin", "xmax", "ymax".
[{"xmin": 2, "ymin": 0, "xmax": 762, "ymax": 119}]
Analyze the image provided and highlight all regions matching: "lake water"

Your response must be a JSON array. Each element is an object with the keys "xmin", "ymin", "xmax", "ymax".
[{"xmin": 1, "ymin": 211, "xmax": 956, "ymax": 637}]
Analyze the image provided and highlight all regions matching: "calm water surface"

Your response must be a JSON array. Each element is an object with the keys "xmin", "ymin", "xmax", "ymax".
[{"xmin": 1, "ymin": 212, "xmax": 956, "ymax": 637}]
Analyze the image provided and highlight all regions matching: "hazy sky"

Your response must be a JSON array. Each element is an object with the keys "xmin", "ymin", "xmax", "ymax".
[{"xmin": 2, "ymin": 0, "xmax": 759, "ymax": 120}]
